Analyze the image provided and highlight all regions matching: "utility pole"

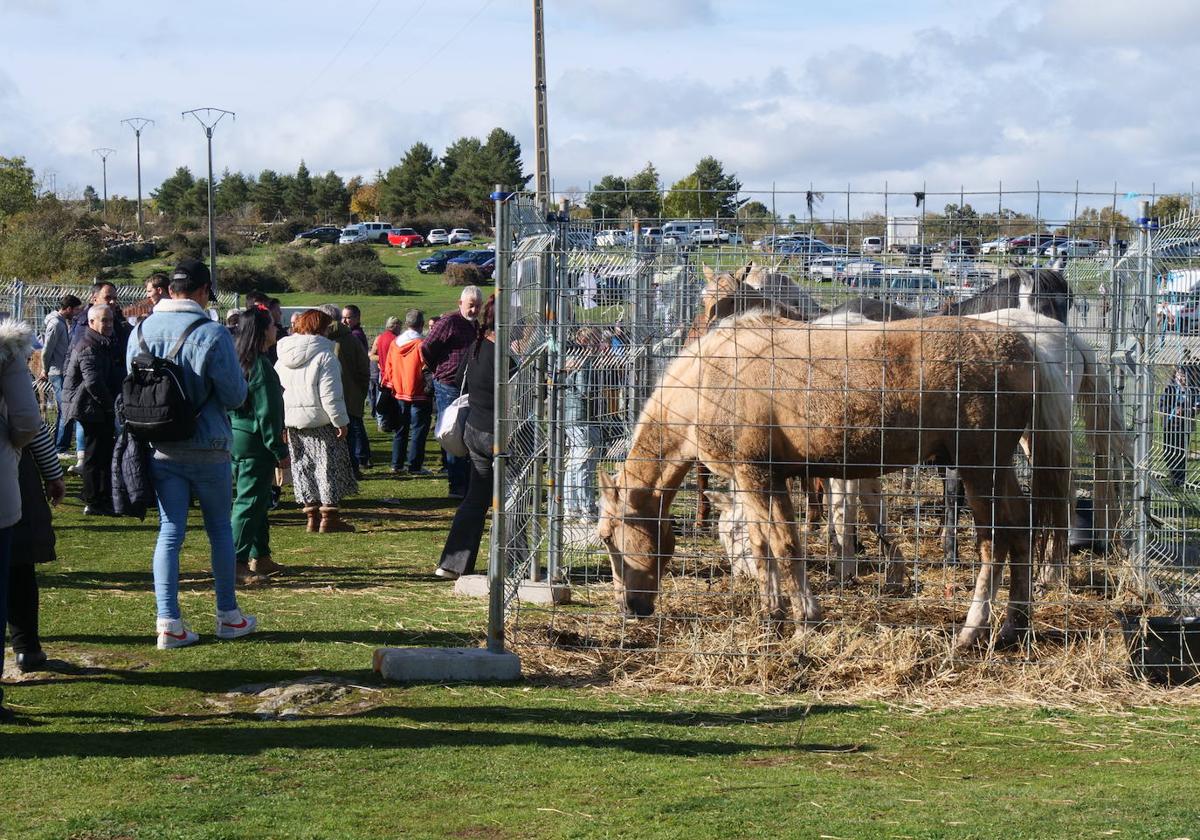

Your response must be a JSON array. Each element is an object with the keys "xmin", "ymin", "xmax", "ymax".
[
  {"xmin": 121, "ymin": 117, "xmax": 154, "ymax": 234},
  {"xmin": 181, "ymin": 108, "xmax": 235, "ymax": 293},
  {"xmin": 532, "ymin": 0, "xmax": 550, "ymax": 211},
  {"xmin": 91, "ymin": 148, "xmax": 115, "ymax": 217}
]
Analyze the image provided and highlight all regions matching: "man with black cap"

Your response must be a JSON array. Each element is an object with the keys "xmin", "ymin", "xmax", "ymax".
[{"xmin": 128, "ymin": 258, "xmax": 259, "ymax": 649}]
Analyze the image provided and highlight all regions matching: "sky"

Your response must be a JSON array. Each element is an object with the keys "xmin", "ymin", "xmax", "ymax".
[{"xmin": 3, "ymin": 0, "xmax": 1200, "ymax": 220}]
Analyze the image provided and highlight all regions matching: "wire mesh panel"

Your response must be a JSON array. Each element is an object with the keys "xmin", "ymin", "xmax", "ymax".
[
  {"xmin": 1, "ymin": 279, "xmax": 240, "ymax": 327},
  {"xmin": 492, "ymin": 188, "xmax": 1200, "ymax": 696}
]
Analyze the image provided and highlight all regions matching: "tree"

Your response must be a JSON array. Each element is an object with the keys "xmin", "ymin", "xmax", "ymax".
[
  {"xmin": 479, "ymin": 127, "xmax": 530, "ymax": 192},
  {"xmin": 442, "ymin": 136, "xmax": 486, "ymax": 213},
  {"xmin": 585, "ymin": 174, "xmax": 628, "ymax": 222},
  {"xmin": 82, "ymin": 185, "xmax": 101, "ymax": 212},
  {"xmin": 350, "ymin": 182, "xmax": 379, "ymax": 219},
  {"xmin": 1150, "ymin": 194, "xmax": 1191, "ymax": 223},
  {"xmin": 151, "ymin": 166, "xmax": 197, "ymax": 218},
  {"xmin": 626, "ymin": 162, "xmax": 662, "ymax": 219},
  {"xmin": 251, "ymin": 169, "xmax": 286, "ymax": 220},
  {"xmin": 378, "ymin": 142, "xmax": 440, "ymax": 218},
  {"xmin": 285, "ymin": 160, "xmax": 314, "ymax": 219},
  {"xmin": 0, "ymin": 156, "xmax": 37, "ymax": 218},
  {"xmin": 313, "ymin": 170, "xmax": 350, "ymax": 221},
  {"xmin": 1069, "ymin": 206, "xmax": 1134, "ymax": 242},
  {"xmin": 215, "ymin": 169, "xmax": 252, "ymax": 217},
  {"xmin": 661, "ymin": 157, "xmax": 742, "ymax": 219}
]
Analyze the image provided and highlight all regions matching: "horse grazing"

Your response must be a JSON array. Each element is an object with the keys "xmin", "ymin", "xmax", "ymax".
[{"xmin": 598, "ymin": 314, "xmax": 1073, "ymax": 649}]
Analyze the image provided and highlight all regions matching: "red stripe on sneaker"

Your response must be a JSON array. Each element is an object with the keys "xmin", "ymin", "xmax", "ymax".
[
  {"xmin": 222, "ymin": 619, "xmax": 248, "ymax": 629},
  {"xmin": 163, "ymin": 631, "xmax": 190, "ymax": 640}
]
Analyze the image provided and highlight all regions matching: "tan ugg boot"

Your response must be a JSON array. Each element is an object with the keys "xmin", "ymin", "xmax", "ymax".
[
  {"xmin": 249, "ymin": 556, "xmax": 285, "ymax": 575},
  {"xmin": 304, "ymin": 505, "xmax": 320, "ymax": 533},
  {"xmin": 319, "ymin": 507, "xmax": 355, "ymax": 533}
]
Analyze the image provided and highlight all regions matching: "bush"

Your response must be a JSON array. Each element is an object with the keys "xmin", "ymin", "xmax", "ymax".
[
  {"xmin": 217, "ymin": 261, "xmax": 289, "ymax": 295},
  {"xmin": 165, "ymin": 230, "xmax": 250, "ymax": 261},
  {"xmin": 288, "ymin": 244, "xmax": 397, "ymax": 296},
  {"xmin": 444, "ymin": 262, "xmax": 484, "ymax": 287},
  {"xmin": 264, "ymin": 220, "xmax": 308, "ymax": 244}
]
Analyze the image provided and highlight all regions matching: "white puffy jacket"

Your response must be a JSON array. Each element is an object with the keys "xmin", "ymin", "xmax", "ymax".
[
  {"xmin": 0, "ymin": 319, "xmax": 43, "ymax": 528},
  {"xmin": 274, "ymin": 334, "xmax": 349, "ymax": 430}
]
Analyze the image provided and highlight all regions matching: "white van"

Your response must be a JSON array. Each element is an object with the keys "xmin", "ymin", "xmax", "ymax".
[
  {"xmin": 861, "ymin": 236, "xmax": 883, "ymax": 254},
  {"xmin": 339, "ymin": 225, "xmax": 367, "ymax": 245},
  {"xmin": 359, "ymin": 221, "xmax": 392, "ymax": 243}
]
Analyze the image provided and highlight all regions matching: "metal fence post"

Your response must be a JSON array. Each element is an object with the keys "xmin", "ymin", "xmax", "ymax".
[{"xmin": 488, "ymin": 188, "xmax": 514, "ymax": 654}]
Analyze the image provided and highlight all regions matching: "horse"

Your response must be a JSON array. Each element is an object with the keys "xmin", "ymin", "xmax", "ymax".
[
  {"xmin": 597, "ymin": 314, "xmax": 1073, "ymax": 649},
  {"xmin": 942, "ymin": 267, "xmax": 1073, "ymax": 323}
]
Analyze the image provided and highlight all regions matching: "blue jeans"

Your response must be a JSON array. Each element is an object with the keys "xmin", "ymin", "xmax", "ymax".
[
  {"xmin": 368, "ymin": 375, "xmax": 380, "ymax": 422},
  {"xmin": 391, "ymin": 400, "xmax": 432, "ymax": 471},
  {"xmin": 149, "ymin": 457, "xmax": 238, "ymax": 620},
  {"xmin": 347, "ymin": 416, "xmax": 371, "ymax": 466},
  {"xmin": 564, "ymin": 425, "xmax": 600, "ymax": 518},
  {"xmin": 49, "ymin": 374, "xmax": 74, "ymax": 452},
  {"xmin": 434, "ymin": 380, "xmax": 469, "ymax": 495}
]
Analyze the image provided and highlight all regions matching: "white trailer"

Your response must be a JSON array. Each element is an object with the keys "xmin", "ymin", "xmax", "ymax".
[{"xmin": 886, "ymin": 216, "xmax": 921, "ymax": 252}]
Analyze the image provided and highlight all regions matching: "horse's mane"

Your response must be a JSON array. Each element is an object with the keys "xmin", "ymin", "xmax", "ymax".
[
  {"xmin": 943, "ymin": 269, "xmax": 1072, "ymax": 323},
  {"xmin": 828, "ymin": 297, "xmax": 920, "ymax": 322}
]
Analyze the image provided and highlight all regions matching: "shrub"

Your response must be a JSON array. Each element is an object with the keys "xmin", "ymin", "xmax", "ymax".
[
  {"xmin": 265, "ymin": 220, "xmax": 308, "ymax": 244},
  {"xmin": 444, "ymin": 262, "xmax": 483, "ymax": 287},
  {"xmin": 217, "ymin": 261, "xmax": 289, "ymax": 294},
  {"xmin": 288, "ymin": 244, "xmax": 397, "ymax": 296}
]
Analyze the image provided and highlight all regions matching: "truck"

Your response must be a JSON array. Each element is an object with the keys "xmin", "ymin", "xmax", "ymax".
[{"xmin": 885, "ymin": 216, "xmax": 921, "ymax": 252}]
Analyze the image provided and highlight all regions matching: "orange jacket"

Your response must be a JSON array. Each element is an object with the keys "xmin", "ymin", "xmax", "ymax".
[{"xmin": 384, "ymin": 337, "xmax": 431, "ymax": 403}]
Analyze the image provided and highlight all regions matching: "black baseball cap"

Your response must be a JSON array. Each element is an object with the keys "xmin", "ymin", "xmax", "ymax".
[{"xmin": 172, "ymin": 258, "xmax": 211, "ymax": 290}]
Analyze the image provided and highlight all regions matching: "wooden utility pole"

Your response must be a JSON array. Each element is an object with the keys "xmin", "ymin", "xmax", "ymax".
[{"xmin": 533, "ymin": 0, "xmax": 550, "ymax": 210}]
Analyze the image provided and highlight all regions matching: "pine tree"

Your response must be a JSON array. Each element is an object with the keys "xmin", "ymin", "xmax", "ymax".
[
  {"xmin": 312, "ymin": 171, "xmax": 350, "ymax": 221},
  {"xmin": 215, "ymin": 169, "xmax": 252, "ymax": 217},
  {"xmin": 379, "ymin": 142, "xmax": 441, "ymax": 218},
  {"xmin": 151, "ymin": 167, "xmax": 197, "ymax": 218},
  {"xmin": 251, "ymin": 170, "xmax": 285, "ymax": 220},
  {"xmin": 285, "ymin": 160, "xmax": 314, "ymax": 219},
  {"xmin": 626, "ymin": 162, "xmax": 662, "ymax": 218}
]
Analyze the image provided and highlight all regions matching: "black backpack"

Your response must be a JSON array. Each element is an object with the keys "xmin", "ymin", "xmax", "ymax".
[{"xmin": 121, "ymin": 317, "xmax": 211, "ymax": 442}]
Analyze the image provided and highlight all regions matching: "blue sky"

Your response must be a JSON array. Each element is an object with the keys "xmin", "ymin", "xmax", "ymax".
[{"xmin": 2, "ymin": 0, "xmax": 1199, "ymax": 219}]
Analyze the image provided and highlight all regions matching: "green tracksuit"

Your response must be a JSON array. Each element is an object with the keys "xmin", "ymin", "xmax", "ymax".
[{"xmin": 230, "ymin": 354, "xmax": 287, "ymax": 561}]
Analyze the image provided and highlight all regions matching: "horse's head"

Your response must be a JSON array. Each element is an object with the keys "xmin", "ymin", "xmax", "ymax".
[{"xmin": 597, "ymin": 471, "xmax": 675, "ymax": 617}]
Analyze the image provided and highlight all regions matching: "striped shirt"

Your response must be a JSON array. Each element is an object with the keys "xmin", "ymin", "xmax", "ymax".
[{"xmin": 27, "ymin": 422, "xmax": 63, "ymax": 482}]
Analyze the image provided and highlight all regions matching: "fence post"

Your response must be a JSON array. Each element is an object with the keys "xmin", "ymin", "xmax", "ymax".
[
  {"xmin": 488, "ymin": 188, "xmax": 513, "ymax": 654},
  {"xmin": 1131, "ymin": 200, "xmax": 1158, "ymax": 593}
]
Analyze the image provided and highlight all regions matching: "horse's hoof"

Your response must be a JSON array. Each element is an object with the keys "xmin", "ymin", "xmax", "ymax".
[
  {"xmin": 954, "ymin": 626, "xmax": 988, "ymax": 650},
  {"xmin": 996, "ymin": 623, "xmax": 1029, "ymax": 651},
  {"xmin": 881, "ymin": 581, "xmax": 907, "ymax": 597}
]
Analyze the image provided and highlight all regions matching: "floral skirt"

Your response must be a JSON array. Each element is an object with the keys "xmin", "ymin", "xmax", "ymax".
[{"xmin": 288, "ymin": 425, "xmax": 358, "ymax": 506}]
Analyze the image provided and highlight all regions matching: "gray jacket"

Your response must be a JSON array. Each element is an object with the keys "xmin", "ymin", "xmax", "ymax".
[
  {"xmin": 0, "ymin": 319, "xmax": 44, "ymax": 528},
  {"xmin": 42, "ymin": 311, "xmax": 70, "ymax": 377}
]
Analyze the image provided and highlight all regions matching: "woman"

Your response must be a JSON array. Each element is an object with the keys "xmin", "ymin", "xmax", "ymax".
[
  {"xmin": 274, "ymin": 309, "xmax": 357, "ymax": 533},
  {"xmin": 231, "ymin": 306, "xmax": 289, "ymax": 577},
  {"xmin": 434, "ymin": 294, "xmax": 508, "ymax": 579},
  {"xmin": 9, "ymin": 422, "xmax": 66, "ymax": 673},
  {"xmin": 0, "ymin": 318, "xmax": 44, "ymax": 722}
]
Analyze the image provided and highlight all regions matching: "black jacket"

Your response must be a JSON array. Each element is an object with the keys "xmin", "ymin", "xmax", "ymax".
[
  {"xmin": 63, "ymin": 328, "xmax": 123, "ymax": 423},
  {"xmin": 111, "ymin": 425, "xmax": 153, "ymax": 519}
]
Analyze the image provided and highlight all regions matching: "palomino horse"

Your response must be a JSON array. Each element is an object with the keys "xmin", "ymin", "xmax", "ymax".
[{"xmin": 598, "ymin": 314, "xmax": 1073, "ymax": 649}]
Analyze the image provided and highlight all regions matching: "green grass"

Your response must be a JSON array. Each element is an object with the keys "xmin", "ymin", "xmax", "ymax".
[{"xmin": 9, "ymin": 242, "xmax": 1198, "ymax": 837}]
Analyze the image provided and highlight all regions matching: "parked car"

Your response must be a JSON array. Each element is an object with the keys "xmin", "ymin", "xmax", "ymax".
[
  {"xmin": 861, "ymin": 236, "xmax": 884, "ymax": 254},
  {"xmin": 842, "ymin": 259, "xmax": 885, "ymax": 283},
  {"xmin": 426, "ymin": 228, "xmax": 450, "ymax": 246},
  {"xmin": 640, "ymin": 226, "xmax": 663, "ymax": 245},
  {"xmin": 887, "ymin": 271, "xmax": 943, "ymax": 310},
  {"xmin": 903, "ymin": 244, "xmax": 934, "ymax": 268},
  {"xmin": 417, "ymin": 248, "xmax": 467, "ymax": 274},
  {"xmin": 448, "ymin": 228, "xmax": 473, "ymax": 244},
  {"xmin": 1045, "ymin": 239, "xmax": 1097, "ymax": 258},
  {"xmin": 939, "ymin": 236, "xmax": 979, "ymax": 256},
  {"xmin": 339, "ymin": 225, "xmax": 368, "ymax": 245},
  {"xmin": 942, "ymin": 259, "xmax": 991, "ymax": 283},
  {"xmin": 595, "ymin": 229, "xmax": 630, "ymax": 247},
  {"xmin": 978, "ymin": 237, "xmax": 1010, "ymax": 255},
  {"xmin": 777, "ymin": 238, "xmax": 834, "ymax": 264},
  {"xmin": 807, "ymin": 255, "xmax": 847, "ymax": 281},
  {"xmin": 295, "ymin": 226, "xmax": 342, "ymax": 244},
  {"xmin": 386, "ymin": 227, "xmax": 425, "ymax": 248},
  {"xmin": 447, "ymin": 249, "xmax": 496, "ymax": 279},
  {"xmin": 355, "ymin": 221, "xmax": 392, "ymax": 243},
  {"xmin": 663, "ymin": 231, "xmax": 693, "ymax": 246}
]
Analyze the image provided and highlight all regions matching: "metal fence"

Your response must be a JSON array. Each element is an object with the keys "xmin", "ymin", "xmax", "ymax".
[
  {"xmin": 0, "ymin": 279, "xmax": 240, "ymax": 329},
  {"xmin": 488, "ymin": 189, "xmax": 1200, "ymax": 693}
]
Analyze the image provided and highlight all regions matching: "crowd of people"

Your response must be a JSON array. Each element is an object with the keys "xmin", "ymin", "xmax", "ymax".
[{"xmin": 0, "ymin": 261, "xmax": 503, "ymax": 722}]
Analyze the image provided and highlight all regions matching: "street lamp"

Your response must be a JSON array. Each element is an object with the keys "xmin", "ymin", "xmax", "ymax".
[
  {"xmin": 121, "ymin": 117, "xmax": 154, "ymax": 234},
  {"xmin": 91, "ymin": 148, "xmax": 115, "ymax": 217},
  {"xmin": 181, "ymin": 108, "xmax": 235, "ymax": 293}
]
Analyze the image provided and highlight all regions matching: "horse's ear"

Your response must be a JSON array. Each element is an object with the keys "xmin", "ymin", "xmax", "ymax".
[
  {"xmin": 704, "ymin": 490, "xmax": 732, "ymax": 510},
  {"xmin": 744, "ymin": 263, "xmax": 766, "ymax": 288},
  {"xmin": 598, "ymin": 471, "xmax": 620, "ymax": 505},
  {"xmin": 701, "ymin": 264, "xmax": 716, "ymax": 285}
]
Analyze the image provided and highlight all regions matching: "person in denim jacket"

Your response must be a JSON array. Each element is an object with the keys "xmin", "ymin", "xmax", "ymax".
[
  {"xmin": 126, "ymin": 258, "xmax": 257, "ymax": 650},
  {"xmin": 562, "ymin": 327, "xmax": 605, "ymax": 521}
]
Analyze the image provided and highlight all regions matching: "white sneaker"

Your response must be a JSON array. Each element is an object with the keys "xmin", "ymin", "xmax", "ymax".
[
  {"xmin": 215, "ymin": 608, "xmax": 258, "ymax": 640},
  {"xmin": 156, "ymin": 617, "xmax": 200, "ymax": 650},
  {"xmin": 433, "ymin": 567, "xmax": 459, "ymax": 580}
]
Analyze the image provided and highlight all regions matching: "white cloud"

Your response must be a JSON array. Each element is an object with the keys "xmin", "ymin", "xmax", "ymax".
[{"xmin": 554, "ymin": 0, "xmax": 716, "ymax": 30}]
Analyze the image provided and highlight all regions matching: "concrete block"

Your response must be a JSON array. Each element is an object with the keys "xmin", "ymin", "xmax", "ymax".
[
  {"xmin": 517, "ymin": 580, "xmax": 572, "ymax": 605},
  {"xmin": 373, "ymin": 647, "xmax": 521, "ymax": 683},
  {"xmin": 452, "ymin": 574, "xmax": 490, "ymax": 598}
]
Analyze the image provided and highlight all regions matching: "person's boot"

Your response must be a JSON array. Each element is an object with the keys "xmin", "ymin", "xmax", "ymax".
[
  {"xmin": 304, "ymin": 505, "xmax": 320, "ymax": 533},
  {"xmin": 235, "ymin": 561, "xmax": 268, "ymax": 586},
  {"xmin": 249, "ymin": 556, "xmax": 285, "ymax": 575},
  {"xmin": 319, "ymin": 507, "xmax": 355, "ymax": 533}
]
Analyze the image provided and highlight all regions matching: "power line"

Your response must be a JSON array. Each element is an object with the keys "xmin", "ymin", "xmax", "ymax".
[
  {"xmin": 355, "ymin": 0, "xmax": 430, "ymax": 75},
  {"xmin": 309, "ymin": 0, "xmax": 383, "ymax": 85},
  {"xmin": 395, "ymin": 0, "xmax": 496, "ymax": 89}
]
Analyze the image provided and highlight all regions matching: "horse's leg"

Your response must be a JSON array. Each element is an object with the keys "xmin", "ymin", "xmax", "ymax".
[
  {"xmin": 996, "ymin": 466, "xmax": 1033, "ymax": 649},
  {"xmin": 736, "ymin": 483, "xmax": 785, "ymax": 622},
  {"xmin": 860, "ymin": 476, "xmax": 905, "ymax": 589},
  {"xmin": 941, "ymin": 467, "xmax": 962, "ymax": 565},
  {"xmin": 762, "ymin": 485, "xmax": 821, "ymax": 626},
  {"xmin": 956, "ymin": 468, "xmax": 1004, "ymax": 649},
  {"xmin": 695, "ymin": 463, "xmax": 711, "ymax": 529},
  {"xmin": 827, "ymin": 478, "xmax": 859, "ymax": 580},
  {"xmin": 805, "ymin": 476, "xmax": 824, "ymax": 532}
]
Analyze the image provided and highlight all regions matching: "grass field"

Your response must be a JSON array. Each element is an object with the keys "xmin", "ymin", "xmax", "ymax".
[{"xmin": 5, "ymin": 245, "xmax": 1198, "ymax": 838}]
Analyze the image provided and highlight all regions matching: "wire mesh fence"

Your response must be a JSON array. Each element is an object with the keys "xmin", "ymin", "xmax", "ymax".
[{"xmin": 490, "ymin": 188, "xmax": 1200, "ymax": 696}]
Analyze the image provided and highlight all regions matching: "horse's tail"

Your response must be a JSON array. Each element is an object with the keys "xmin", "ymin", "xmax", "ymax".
[{"xmin": 1028, "ymin": 343, "xmax": 1074, "ymax": 574}]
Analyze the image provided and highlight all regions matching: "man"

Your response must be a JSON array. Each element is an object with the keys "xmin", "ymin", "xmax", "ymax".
[
  {"xmin": 41, "ymin": 293, "xmax": 82, "ymax": 453},
  {"xmin": 383, "ymin": 309, "xmax": 432, "ymax": 476},
  {"xmin": 342, "ymin": 305, "xmax": 369, "ymax": 351},
  {"xmin": 62, "ymin": 304, "xmax": 123, "ymax": 515},
  {"xmin": 421, "ymin": 286, "xmax": 482, "ymax": 498},
  {"xmin": 67, "ymin": 281, "xmax": 132, "ymax": 474},
  {"xmin": 130, "ymin": 258, "xmax": 257, "ymax": 649},
  {"xmin": 319, "ymin": 303, "xmax": 372, "ymax": 475},
  {"xmin": 122, "ymin": 273, "xmax": 170, "ymax": 325},
  {"xmin": 369, "ymin": 316, "xmax": 402, "ymax": 426}
]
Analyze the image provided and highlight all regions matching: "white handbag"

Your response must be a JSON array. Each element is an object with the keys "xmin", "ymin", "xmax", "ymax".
[{"xmin": 435, "ymin": 358, "xmax": 471, "ymax": 457}]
